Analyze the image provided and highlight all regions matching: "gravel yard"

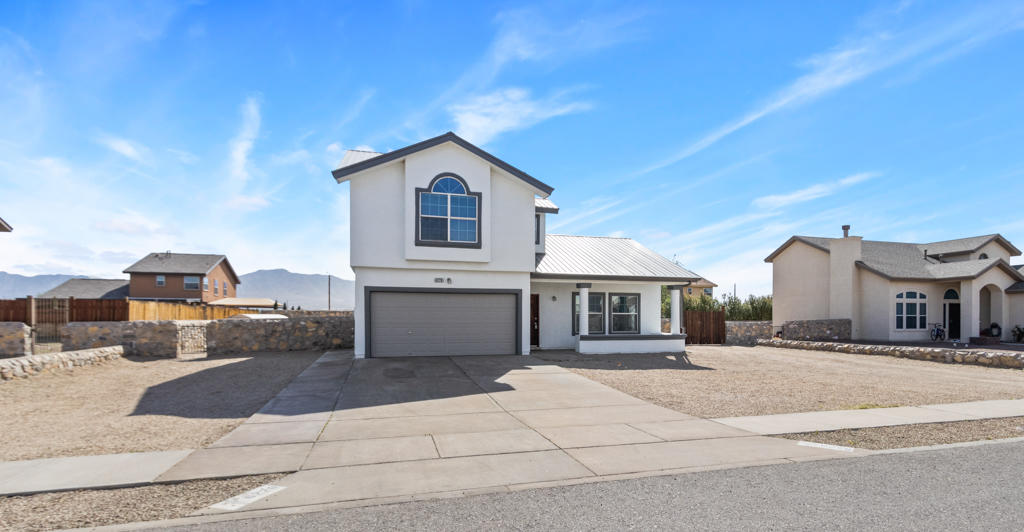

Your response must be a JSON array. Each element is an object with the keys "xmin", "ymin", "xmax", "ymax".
[
  {"xmin": 536, "ymin": 345, "xmax": 1024, "ymax": 418},
  {"xmin": 0, "ymin": 352, "xmax": 323, "ymax": 461},
  {"xmin": 778, "ymin": 417, "xmax": 1024, "ymax": 450},
  {"xmin": 0, "ymin": 474, "xmax": 285, "ymax": 532}
]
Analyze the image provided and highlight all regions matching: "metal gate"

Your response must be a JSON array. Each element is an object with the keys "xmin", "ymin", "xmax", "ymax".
[{"xmin": 31, "ymin": 297, "xmax": 70, "ymax": 352}]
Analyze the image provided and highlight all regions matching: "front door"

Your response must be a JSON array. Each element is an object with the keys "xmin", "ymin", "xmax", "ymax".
[
  {"xmin": 946, "ymin": 303, "xmax": 961, "ymax": 340},
  {"xmin": 530, "ymin": 294, "xmax": 540, "ymax": 346}
]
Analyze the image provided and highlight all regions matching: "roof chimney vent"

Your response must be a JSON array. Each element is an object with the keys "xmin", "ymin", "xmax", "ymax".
[{"xmin": 842, "ymin": 225, "xmax": 850, "ymax": 238}]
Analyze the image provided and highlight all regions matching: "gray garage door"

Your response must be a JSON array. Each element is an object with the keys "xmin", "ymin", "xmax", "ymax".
[{"xmin": 369, "ymin": 292, "xmax": 517, "ymax": 357}]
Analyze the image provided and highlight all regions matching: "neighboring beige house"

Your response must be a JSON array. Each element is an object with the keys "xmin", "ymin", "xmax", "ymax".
[
  {"xmin": 683, "ymin": 278, "xmax": 716, "ymax": 299},
  {"xmin": 766, "ymin": 226, "xmax": 1024, "ymax": 342}
]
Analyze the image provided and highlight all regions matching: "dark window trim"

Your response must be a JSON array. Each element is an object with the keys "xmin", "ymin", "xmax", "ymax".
[
  {"xmin": 609, "ymin": 292, "xmax": 641, "ymax": 334},
  {"xmin": 414, "ymin": 172, "xmax": 483, "ymax": 249},
  {"xmin": 535, "ymin": 214, "xmax": 540, "ymax": 245},
  {"xmin": 363, "ymin": 286, "xmax": 521, "ymax": 357},
  {"xmin": 571, "ymin": 291, "xmax": 607, "ymax": 336},
  {"xmin": 580, "ymin": 334, "xmax": 686, "ymax": 341}
]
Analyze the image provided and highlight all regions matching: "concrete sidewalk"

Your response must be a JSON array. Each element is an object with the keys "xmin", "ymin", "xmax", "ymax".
[
  {"xmin": 2, "ymin": 350, "xmax": 1021, "ymax": 503},
  {"xmin": 714, "ymin": 399, "xmax": 1024, "ymax": 435}
]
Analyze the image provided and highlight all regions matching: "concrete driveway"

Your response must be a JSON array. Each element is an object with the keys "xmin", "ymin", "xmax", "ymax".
[{"xmin": 161, "ymin": 352, "xmax": 857, "ymax": 514}]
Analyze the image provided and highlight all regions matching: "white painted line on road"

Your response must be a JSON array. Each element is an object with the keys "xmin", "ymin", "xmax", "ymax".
[
  {"xmin": 797, "ymin": 441, "xmax": 855, "ymax": 453},
  {"xmin": 210, "ymin": 484, "xmax": 287, "ymax": 511}
]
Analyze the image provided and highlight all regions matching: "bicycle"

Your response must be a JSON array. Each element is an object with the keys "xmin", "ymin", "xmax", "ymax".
[{"xmin": 929, "ymin": 322, "xmax": 946, "ymax": 342}]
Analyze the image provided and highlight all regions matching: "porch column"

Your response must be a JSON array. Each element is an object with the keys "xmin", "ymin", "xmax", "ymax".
[
  {"xmin": 960, "ymin": 279, "xmax": 979, "ymax": 339},
  {"xmin": 668, "ymin": 285, "xmax": 684, "ymax": 334},
  {"xmin": 577, "ymin": 283, "xmax": 591, "ymax": 336}
]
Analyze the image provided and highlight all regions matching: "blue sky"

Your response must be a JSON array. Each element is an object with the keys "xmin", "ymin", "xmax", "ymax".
[{"xmin": 1, "ymin": 1, "xmax": 1022, "ymax": 296}]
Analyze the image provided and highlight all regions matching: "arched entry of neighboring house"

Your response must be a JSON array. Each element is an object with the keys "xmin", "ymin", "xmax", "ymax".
[
  {"xmin": 980, "ymin": 284, "xmax": 1004, "ymax": 336},
  {"xmin": 943, "ymin": 289, "xmax": 961, "ymax": 340}
]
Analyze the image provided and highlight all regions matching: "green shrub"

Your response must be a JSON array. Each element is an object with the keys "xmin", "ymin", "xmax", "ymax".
[{"xmin": 661, "ymin": 288, "xmax": 772, "ymax": 321}]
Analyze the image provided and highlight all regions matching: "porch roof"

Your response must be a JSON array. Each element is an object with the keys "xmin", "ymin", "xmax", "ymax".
[{"xmin": 533, "ymin": 234, "xmax": 702, "ymax": 283}]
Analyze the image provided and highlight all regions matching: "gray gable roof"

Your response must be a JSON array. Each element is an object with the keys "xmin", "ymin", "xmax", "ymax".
[
  {"xmin": 331, "ymin": 131, "xmax": 555, "ymax": 196},
  {"xmin": 123, "ymin": 252, "xmax": 239, "ymax": 283},
  {"xmin": 766, "ymin": 234, "xmax": 1024, "ymax": 282},
  {"xmin": 0, "ymin": 216, "xmax": 11, "ymax": 232},
  {"xmin": 534, "ymin": 234, "xmax": 702, "ymax": 282},
  {"xmin": 40, "ymin": 279, "xmax": 129, "ymax": 299}
]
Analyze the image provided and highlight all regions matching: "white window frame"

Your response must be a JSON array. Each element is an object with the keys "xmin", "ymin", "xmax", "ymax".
[
  {"xmin": 155, "ymin": 275, "xmax": 165, "ymax": 287},
  {"xmin": 183, "ymin": 276, "xmax": 201, "ymax": 291},
  {"xmin": 213, "ymin": 279, "xmax": 218, "ymax": 295},
  {"xmin": 895, "ymin": 290, "xmax": 927, "ymax": 330},
  {"xmin": 203, "ymin": 277, "xmax": 209, "ymax": 291}
]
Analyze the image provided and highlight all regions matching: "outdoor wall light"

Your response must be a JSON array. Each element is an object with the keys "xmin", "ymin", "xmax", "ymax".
[{"xmin": 551, "ymin": 295, "xmax": 557, "ymax": 301}]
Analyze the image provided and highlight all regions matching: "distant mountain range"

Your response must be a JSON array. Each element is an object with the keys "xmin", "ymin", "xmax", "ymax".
[
  {"xmin": 0, "ymin": 272, "xmax": 84, "ymax": 299},
  {"xmin": 0, "ymin": 269, "xmax": 355, "ymax": 310},
  {"xmin": 238, "ymin": 269, "xmax": 354, "ymax": 310}
]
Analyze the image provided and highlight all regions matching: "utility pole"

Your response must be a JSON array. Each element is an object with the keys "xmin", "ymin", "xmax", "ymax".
[{"xmin": 327, "ymin": 273, "xmax": 332, "ymax": 311}]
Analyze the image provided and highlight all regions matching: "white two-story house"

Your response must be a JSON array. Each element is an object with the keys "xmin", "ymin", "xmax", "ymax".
[{"xmin": 333, "ymin": 132, "xmax": 701, "ymax": 358}]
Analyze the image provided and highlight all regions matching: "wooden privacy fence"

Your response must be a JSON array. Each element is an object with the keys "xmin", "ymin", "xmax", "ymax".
[
  {"xmin": 127, "ymin": 301, "xmax": 248, "ymax": 321},
  {"xmin": 0, "ymin": 298, "xmax": 248, "ymax": 323},
  {"xmin": 684, "ymin": 309, "xmax": 726, "ymax": 344}
]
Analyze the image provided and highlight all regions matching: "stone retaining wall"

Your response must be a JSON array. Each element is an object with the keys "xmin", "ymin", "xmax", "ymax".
[
  {"xmin": 0, "ymin": 346, "xmax": 124, "ymax": 381},
  {"xmin": 781, "ymin": 319, "xmax": 852, "ymax": 341},
  {"xmin": 0, "ymin": 322, "xmax": 31, "ymax": 358},
  {"xmin": 61, "ymin": 321, "xmax": 203, "ymax": 358},
  {"xmin": 757, "ymin": 338, "xmax": 1024, "ymax": 369},
  {"xmin": 206, "ymin": 316, "xmax": 354, "ymax": 356},
  {"xmin": 725, "ymin": 321, "xmax": 772, "ymax": 345}
]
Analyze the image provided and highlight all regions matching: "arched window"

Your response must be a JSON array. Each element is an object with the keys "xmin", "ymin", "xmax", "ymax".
[
  {"xmin": 979, "ymin": 253, "xmax": 989, "ymax": 259},
  {"xmin": 895, "ymin": 291, "xmax": 927, "ymax": 330},
  {"xmin": 943, "ymin": 289, "xmax": 959, "ymax": 300},
  {"xmin": 416, "ymin": 174, "xmax": 481, "ymax": 247}
]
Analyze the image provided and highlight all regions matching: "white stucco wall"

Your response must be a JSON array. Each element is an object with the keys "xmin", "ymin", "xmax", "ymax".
[
  {"xmin": 1008, "ymin": 293, "xmax": 1024, "ymax": 334},
  {"xmin": 857, "ymin": 269, "xmax": 890, "ymax": 341},
  {"xmin": 973, "ymin": 240, "xmax": 1012, "ymax": 262},
  {"xmin": 531, "ymin": 281, "xmax": 663, "ymax": 350},
  {"xmin": 353, "ymin": 267, "xmax": 531, "ymax": 357},
  {"xmin": 349, "ymin": 142, "xmax": 537, "ymax": 272},
  {"xmin": 771, "ymin": 241, "xmax": 830, "ymax": 329},
  {"xmin": 578, "ymin": 337, "xmax": 685, "ymax": 354}
]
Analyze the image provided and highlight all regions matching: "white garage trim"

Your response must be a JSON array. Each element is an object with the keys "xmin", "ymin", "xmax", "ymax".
[{"xmin": 364, "ymin": 286, "xmax": 522, "ymax": 357}]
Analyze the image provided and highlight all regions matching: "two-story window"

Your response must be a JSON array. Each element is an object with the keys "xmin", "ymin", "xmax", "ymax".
[
  {"xmin": 184, "ymin": 276, "xmax": 201, "ymax": 291},
  {"xmin": 155, "ymin": 275, "xmax": 165, "ymax": 287},
  {"xmin": 416, "ymin": 174, "xmax": 481, "ymax": 248}
]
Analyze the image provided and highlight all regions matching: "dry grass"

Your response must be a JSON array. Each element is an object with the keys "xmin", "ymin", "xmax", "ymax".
[
  {"xmin": 0, "ymin": 352, "xmax": 322, "ymax": 461},
  {"xmin": 778, "ymin": 417, "xmax": 1024, "ymax": 450},
  {"xmin": 536, "ymin": 345, "xmax": 1024, "ymax": 418},
  {"xmin": 0, "ymin": 474, "xmax": 285, "ymax": 532}
]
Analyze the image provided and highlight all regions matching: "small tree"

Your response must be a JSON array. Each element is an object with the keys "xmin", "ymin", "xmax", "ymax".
[{"xmin": 273, "ymin": 300, "xmax": 279, "ymax": 310}]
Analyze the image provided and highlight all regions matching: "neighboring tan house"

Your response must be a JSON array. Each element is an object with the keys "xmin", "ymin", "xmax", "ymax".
[
  {"xmin": 766, "ymin": 226, "xmax": 1024, "ymax": 342},
  {"xmin": 332, "ymin": 131, "xmax": 702, "ymax": 358},
  {"xmin": 123, "ymin": 252, "xmax": 240, "ymax": 303},
  {"xmin": 683, "ymin": 278, "xmax": 716, "ymax": 299},
  {"xmin": 0, "ymin": 216, "xmax": 11, "ymax": 232},
  {"xmin": 40, "ymin": 279, "xmax": 129, "ymax": 299}
]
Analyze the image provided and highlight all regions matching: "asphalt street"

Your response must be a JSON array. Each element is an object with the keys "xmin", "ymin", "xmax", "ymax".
[{"xmin": 163, "ymin": 440, "xmax": 1024, "ymax": 531}]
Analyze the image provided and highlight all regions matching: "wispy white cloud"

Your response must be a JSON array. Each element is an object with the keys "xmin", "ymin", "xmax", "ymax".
[
  {"xmin": 449, "ymin": 87, "xmax": 591, "ymax": 145},
  {"xmin": 229, "ymin": 96, "xmax": 261, "ymax": 183},
  {"xmin": 95, "ymin": 133, "xmax": 149, "ymax": 163},
  {"xmin": 394, "ymin": 8, "xmax": 644, "ymax": 140},
  {"xmin": 226, "ymin": 194, "xmax": 270, "ymax": 211},
  {"xmin": 752, "ymin": 171, "xmax": 880, "ymax": 209},
  {"xmin": 166, "ymin": 148, "xmax": 198, "ymax": 164},
  {"xmin": 634, "ymin": 2, "xmax": 1024, "ymax": 178},
  {"xmin": 338, "ymin": 89, "xmax": 375, "ymax": 129}
]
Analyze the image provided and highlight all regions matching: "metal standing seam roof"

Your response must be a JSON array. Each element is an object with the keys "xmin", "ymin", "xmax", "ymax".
[
  {"xmin": 534, "ymin": 234, "xmax": 702, "ymax": 282},
  {"xmin": 123, "ymin": 253, "xmax": 240, "ymax": 283},
  {"xmin": 39, "ymin": 279, "xmax": 130, "ymax": 299},
  {"xmin": 534, "ymin": 197, "xmax": 559, "ymax": 213}
]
